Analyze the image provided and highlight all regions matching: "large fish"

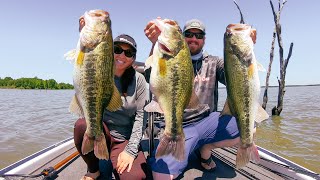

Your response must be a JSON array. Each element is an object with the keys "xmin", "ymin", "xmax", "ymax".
[
  {"xmin": 222, "ymin": 22, "xmax": 269, "ymax": 168},
  {"xmin": 145, "ymin": 19, "xmax": 198, "ymax": 161},
  {"xmin": 65, "ymin": 10, "xmax": 122, "ymax": 160}
]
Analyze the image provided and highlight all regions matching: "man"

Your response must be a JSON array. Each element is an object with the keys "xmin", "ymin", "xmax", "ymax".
[{"xmin": 144, "ymin": 18, "xmax": 240, "ymax": 179}]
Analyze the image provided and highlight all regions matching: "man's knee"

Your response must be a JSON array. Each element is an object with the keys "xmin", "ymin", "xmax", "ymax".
[{"xmin": 152, "ymin": 171, "xmax": 177, "ymax": 180}]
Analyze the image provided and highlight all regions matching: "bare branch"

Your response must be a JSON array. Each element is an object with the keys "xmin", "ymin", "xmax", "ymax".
[
  {"xmin": 270, "ymin": 1, "xmax": 278, "ymax": 23},
  {"xmin": 233, "ymin": 0, "xmax": 245, "ymax": 24},
  {"xmin": 279, "ymin": 0, "xmax": 287, "ymax": 15},
  {"xmin": 284, "ymin": 42, "xmax": 294, "ymax": 70}
]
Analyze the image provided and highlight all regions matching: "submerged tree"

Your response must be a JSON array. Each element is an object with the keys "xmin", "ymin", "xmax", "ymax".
[{"xmin": 262, "ymin": 0, "xmax": 294, "ymax": 115}]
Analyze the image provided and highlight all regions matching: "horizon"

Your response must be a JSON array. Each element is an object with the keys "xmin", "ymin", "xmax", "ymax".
[
  {"xmin": 1, "ymin": 75, "xmax": 320, "ymax": 87},
  {"xmin": 0, "ymin": 0, "xmax": 319, "ymax": 86}
]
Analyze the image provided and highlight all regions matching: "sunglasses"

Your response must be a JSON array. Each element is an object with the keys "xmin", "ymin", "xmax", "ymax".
[
  {"xmin": 184, "ymin": 31, "xmax": 205, "ymax": 39},
  {"xmin": 114, "ymin": 46, "xmax": 136, "ymax": 58}
]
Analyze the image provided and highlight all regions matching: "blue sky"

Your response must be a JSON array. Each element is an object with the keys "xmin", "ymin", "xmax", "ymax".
[{"xmin": 0, "ymin": 0, "xmax": 319, "ymax": 86}]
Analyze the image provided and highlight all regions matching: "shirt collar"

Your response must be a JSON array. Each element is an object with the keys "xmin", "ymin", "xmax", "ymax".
[{"xmin": 191, "ymin": 50, "xmax": 203, "ymax": 61}]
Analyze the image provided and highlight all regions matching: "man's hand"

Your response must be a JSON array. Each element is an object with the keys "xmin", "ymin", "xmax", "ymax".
[
  {"xmin": 116, "ymin": 151, "xmax": 134, "ymax": 174},
  {"xmin": 144, "ymin": 17, "xmax": 178, "ymax": 44},
  {"xmin": 144, "ymin": 17, "xmax": 162, "ymax": 44}
]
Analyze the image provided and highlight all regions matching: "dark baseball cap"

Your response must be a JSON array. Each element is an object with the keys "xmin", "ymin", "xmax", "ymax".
[
  {"xmin": 114, "ymin": 34, "xmax": 137, "ymax": 52},
  {"xmin": 183, "ymin": 19, "xmax": 206, "ymax": 34}
]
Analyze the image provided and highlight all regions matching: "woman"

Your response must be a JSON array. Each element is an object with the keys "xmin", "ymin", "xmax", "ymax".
[{"xmin": 74, "ymin": 34, "xmax": 149, "ymax": 180}]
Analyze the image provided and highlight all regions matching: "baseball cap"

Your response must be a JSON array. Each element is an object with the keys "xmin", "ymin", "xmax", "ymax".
[
  {"xmin": 183, "ymin": 19, "xmax": 206, "ymax": 34},
  {"xmin": 114, "ymin": 34, "xmax": 137, "ymax": 52}
]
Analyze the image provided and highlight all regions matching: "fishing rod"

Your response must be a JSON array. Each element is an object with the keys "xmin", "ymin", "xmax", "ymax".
[{"xmin": 0, "ymin": 151, "xmax": 79, "ymax": 179}]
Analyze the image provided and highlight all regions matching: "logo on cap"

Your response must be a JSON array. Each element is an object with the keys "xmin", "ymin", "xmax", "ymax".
[
  {"xmin": 120, "ymin": 37, "xmax": 134, "ymax": 47},
  {"xmin": 190, "ymin": 21, "xmax": 201, "ymax": 28}
]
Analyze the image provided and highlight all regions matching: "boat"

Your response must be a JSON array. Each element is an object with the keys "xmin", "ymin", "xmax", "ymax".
[
  {"xmin": 1, "ymin": 129, "xmax": 319, "ymax": 179},
  {"xmin": 1, "ymin": 66, "xmax": 319, "ymax": 179}
]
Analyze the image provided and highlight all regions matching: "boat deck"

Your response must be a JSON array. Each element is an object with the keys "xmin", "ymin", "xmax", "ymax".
[
  {"xmin": 2, "ymin": 128, "xmax": 318, "ymax": 180},
  {"xmin": 22, "ymin": 140, "xmax": 287, "ymax": 180}
]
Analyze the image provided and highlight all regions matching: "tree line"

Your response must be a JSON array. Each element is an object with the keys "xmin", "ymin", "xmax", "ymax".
[{"xmin": 0, "ymin": 77, "xmax": 73, "ymax": 90}]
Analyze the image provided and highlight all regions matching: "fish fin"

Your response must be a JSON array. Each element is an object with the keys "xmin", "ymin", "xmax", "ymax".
[
  {"xmin": 186, "ymin": 90, "xmax": 200, "ymax": 109},
  {"xmin": 144, "ymin": 100, "xmax": 164, "ymax": 113},
  {"xmin": 64, "ymin": 49, "xmax": 77, "ymax": 61},
  {"xmin": 236, "ymin": 142, "xmax": 260, "ymax": 169},
  {"xmin": 69, "ymin": 94, "xmax": 84, "ymax": 117},
  {"xmin": 156, "ymin": 133, "xmax": 185, "ymax": 161},
  {"xmin": 251, "ymin": 28, "xmax": 257, "ymax": 44},
  {"xmin": 144, "ymin": 55, "xmax": 153, "ymax": 70},
  {"xmin": 255, "ymin": 105, "xmax": 269, "ymax": 123},
  {"xmin": 248, "ymin": 63, "xmax": 255, "ymax": 79},
  {"xmin": 76, "ymin": 50, "xmax": 85, "ymax": 65},
  {"xmin": 81, "ymin": 132, "xmax": 94, "ymax": 155},
  {"xmin": 158, "ymin": 58, "xmax": 167, "ymax": 76},
  {"xmin": 256, "ymin": 61, "xmax": 266, "ymax": 72},
  {"xmin": 94, "ymin": 133, "xmax": 109, "ymax": 160},
  {"xmin": 106, "ymin": 85, "xmax": 123, "ymax": 112},
  {"xmin": 220, "ymin": 98, "xmax": 233, "ymax": 116}
]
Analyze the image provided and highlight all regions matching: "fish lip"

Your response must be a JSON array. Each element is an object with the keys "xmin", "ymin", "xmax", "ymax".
[
  {"xmin": 87, "ymin": 9, "xmax": 109, "ymax": 19},
  {"xmin": 226, "ymin": 24, "xmax": 250, "ymax": 34}
]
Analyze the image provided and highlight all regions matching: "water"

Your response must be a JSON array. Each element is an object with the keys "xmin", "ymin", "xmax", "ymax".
[
  {"xmin": 217, "ymin": 85, "xmax": 320, "ymax": 173},
  {"xmin": 0, "ymin": 86, "xmax": 319, "ymax": 173},
  {"xmin": 0, "ymin": 89, "xmax": 77, "ymax": 169}
]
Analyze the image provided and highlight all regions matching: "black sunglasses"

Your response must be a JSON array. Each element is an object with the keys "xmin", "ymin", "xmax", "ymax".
[
  {"xmin": 184, "ymin": 31, "xmax": 205, "ymax": 39},
  {"xmin": 114, "ymin": 46, "xmax": 136, "ymax": 58}
]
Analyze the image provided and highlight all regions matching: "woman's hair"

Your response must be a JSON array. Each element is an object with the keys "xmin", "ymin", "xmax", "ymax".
[{"xmin": 120, "ymin": 66, "xmax": 136, "ymax": 96}]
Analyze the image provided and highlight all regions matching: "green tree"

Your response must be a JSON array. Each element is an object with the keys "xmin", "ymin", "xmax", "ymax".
[{"xmin": 0, "ymin": 76, "xmax": 73, "ymax": 89}]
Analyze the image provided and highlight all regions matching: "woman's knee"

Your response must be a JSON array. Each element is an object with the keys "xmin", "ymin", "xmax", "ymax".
[
  {"xmin": 74, "ymin": 118, "xmax": 86, "ymax": 147},
  {"xmin": 117, "ymin": 169, "xmax": 147, "ymax": 180}
]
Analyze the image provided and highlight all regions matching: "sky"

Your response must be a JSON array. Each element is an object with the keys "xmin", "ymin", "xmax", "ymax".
[{"xmin": 0, "ymin": 0, "xmax": 319, "ymax": 86}]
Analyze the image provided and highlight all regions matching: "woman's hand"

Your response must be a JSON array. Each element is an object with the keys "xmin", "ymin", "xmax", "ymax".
[{"xmin": 116, "ymin": 150, "xmax": 134, "ymax": 174}]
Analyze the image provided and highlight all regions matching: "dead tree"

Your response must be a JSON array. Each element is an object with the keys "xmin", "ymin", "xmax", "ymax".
[
  {"xmin": 262, "ymin": 28, "xmax": 276, "ymax": 110},
  {"xmin": 266, "ymin": 0, "xmax": 294, "ymax": 116}
]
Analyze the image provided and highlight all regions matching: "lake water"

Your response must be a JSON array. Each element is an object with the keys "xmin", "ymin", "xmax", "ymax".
[{"xmin": 0, "ymin": 86, "xmax": 319, "ymax": 173}]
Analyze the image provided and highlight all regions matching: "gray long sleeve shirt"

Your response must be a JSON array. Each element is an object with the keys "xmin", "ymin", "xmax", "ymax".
[
  {"xmin": 183, "ymin": 51, "xmax": 226, "ymax": 124},
  {"xmin": 103, "ymin": 72, "xmax": 147, "ymax": 158}
]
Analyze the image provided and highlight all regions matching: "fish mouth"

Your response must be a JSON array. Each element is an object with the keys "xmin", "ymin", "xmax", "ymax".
[
  {"xmin": 158, "ymin": 41, "xmax": 173, "ymax": 56},
  {"xmin": 226, "ymin": 24, "xmax": 250, "ymax": 34},
  {"xmin": 226, "ymin": 24, "xmax": 256, "ymax": 44},
  {"xmin": 87, "ymin": 9, "xmax": 109, "ymax": 19}
]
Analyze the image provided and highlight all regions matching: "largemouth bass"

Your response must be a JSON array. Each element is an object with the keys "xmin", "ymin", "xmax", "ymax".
[
  {"xmin": 65, "ymin": 10, "xmax": 122, "ymax": 160},
  {"xmin": 222, "ymin": 23, "xmax": 268, "ymax": 168},
  {"xmin": 145, "ymin": 19, "xmax": 198, "ymax": 161}
]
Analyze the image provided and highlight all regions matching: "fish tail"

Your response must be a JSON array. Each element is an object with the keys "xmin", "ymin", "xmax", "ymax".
[
  {"xmin": 155, "ymin": 133, "xmax": 185, "ymax": 161},
  {"xmin": 236, "ymin": 143, "xmax": 260, "ymax": 169},
  {"xmin": 81, "ymin": 132, "xmax": 94, "ymax": 155},
  {"xmin": 94, "ymin": 133, "xmax": 109, "ymax": 160}
]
